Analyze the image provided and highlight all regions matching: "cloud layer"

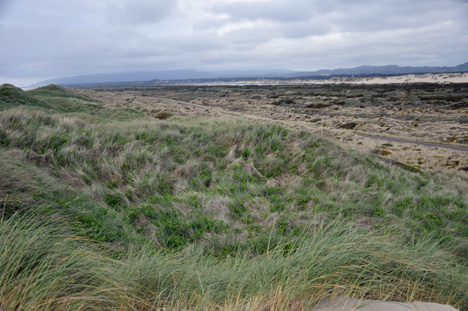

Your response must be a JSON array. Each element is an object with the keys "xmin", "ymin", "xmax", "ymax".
[{"xmin": 1, "ymin": 0, "xmax": 467, "ymax": 84}]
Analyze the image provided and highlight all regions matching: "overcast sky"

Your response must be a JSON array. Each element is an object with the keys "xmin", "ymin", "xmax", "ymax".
[{"xmin": 1, "ymin": 0, "xmax": 467, "ymax": 86}]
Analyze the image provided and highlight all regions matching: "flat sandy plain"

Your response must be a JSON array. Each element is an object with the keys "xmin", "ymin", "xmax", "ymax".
[{"xmin": 73, "ymin": 73, "xmax": 468, "ymax": 175}]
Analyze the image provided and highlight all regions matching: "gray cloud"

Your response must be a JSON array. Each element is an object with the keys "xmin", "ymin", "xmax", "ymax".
[
  {"xmin": 208, "ymin": 0, "xmax": 464, "ymax": 35},
  {"xmin": 106, "ymin": 0, "xmax": 177, "ymax": 25},
  {"xmin": 0, "ymin": 0, "xmax": 467, "ymax": 85},
  {"xmin": 211, "ymin": 0, "xmax": 317, "ymax": 23},
  {"xmin": 0, "ymin": 0, "xmax": 13, "ymax": 18}
]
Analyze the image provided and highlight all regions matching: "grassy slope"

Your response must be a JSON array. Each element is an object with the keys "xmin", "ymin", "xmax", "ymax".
[
  {"xmin": 0, "ymin": 84, "xmax": 53, "ymax": 110},
  {"xmin": 1, "ymin": 84, "xmax": 468, "ymax": 310}
]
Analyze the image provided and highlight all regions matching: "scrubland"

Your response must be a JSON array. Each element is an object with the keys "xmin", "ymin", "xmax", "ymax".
[{"xmin": 1, "ymin": 83, "xmax": 468, "ymax": 310}]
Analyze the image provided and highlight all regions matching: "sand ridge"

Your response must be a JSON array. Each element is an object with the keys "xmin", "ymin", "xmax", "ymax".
[{"xmin": 181, "ymin": 72, "xmax": 468, "ymax": 86}]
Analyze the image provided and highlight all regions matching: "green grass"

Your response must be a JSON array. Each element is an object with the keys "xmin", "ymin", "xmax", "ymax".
[
  {"xmin": 1, "ymin": 85, "xmax": 468, "ymax": 309},
  {"xmin": 28, "ymin": 84, "xmax": 93, "ymax": 101},
  {"xmin": 0, "ymin": 84, "xmax": 53, "ymax": 110},
  {"xmin": 0, "ymin": 214, "xmax": 145, "ymax": 310},
  {"xmin": 1, "ymin": 213, "xmax": 467, "ymax": 310},
  {"xmin": 2, "ymin": 83, "xmax": 143, "ymax": 120}
]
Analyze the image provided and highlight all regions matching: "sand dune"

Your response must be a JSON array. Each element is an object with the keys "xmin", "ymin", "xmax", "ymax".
[{"xmin": 187, "ymin": 73, "xmax": 468, "ymax": 86}]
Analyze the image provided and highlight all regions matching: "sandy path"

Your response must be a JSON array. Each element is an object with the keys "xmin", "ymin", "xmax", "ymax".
[{"xmin": 314, "ymin": 296, "xmax": 457, "ymax": 311}]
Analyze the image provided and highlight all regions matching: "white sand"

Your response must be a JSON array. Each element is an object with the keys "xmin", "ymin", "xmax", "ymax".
[{"xmin": 185, "ymin": 73, "xmax": 468, "ymax": 86}]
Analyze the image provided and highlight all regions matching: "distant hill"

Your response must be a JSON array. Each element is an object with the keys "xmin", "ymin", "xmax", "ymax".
[
  {"xmin": 31, "ymin": 69, "xmax": 294, "ymax": 87},
  {"xmin": 31, "ymin": 62, "xmax": 468, "ymax": 87},
  {"xmin": 32, "ymin": 70, "xmax": 213, "ymax": 87}
]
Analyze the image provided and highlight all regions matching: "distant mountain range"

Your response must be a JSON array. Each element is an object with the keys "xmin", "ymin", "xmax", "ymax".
[
  {"xmin": 31, "ymin": 69, "xmax": 294, "ymax": 87},
  {"xmin": 32, "ymin": 62, "xmax": 468, "ymax": 87}
]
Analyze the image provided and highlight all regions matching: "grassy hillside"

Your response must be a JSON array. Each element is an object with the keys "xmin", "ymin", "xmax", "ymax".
[
  {"xmin": 0, "ymin": 84, "xmax": 53, "ymax": 110},
  {"xmin": 1, "ymin": 84, "xmax": 468, "ymax": 310}
]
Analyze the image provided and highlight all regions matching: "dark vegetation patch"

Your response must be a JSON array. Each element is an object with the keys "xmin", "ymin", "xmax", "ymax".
[
  {"xmin": 154, "ymin": 112, "xmax": 173, "ymax": 119},
  {"xmin": 339, "ymin": 122, "xmax": 358, "ymax": 130},
  {"xmin": 271, "ymin": 98, "xmax": 296, "ymax": 105}
]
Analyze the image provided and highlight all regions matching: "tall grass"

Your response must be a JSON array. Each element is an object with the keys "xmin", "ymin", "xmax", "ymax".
[
  {"xmin": 1, "ymin": 213, "xmax": 467, "ymax": 310},
  {"xmin": 1, "ymin": 107, "xmax": 468, "ymax": 256},
  {"xmin": 130, "ymin": 222, "xmax": 468, "ymax": 309},
  {"xmin": 0, "ymin": 214, "xmax": 146, "ymax": 310}
]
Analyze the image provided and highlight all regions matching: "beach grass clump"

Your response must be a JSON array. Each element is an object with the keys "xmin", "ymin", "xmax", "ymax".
[{"xmin": 0, "ymin": 214, "xmax": 147, "ymax": 310}]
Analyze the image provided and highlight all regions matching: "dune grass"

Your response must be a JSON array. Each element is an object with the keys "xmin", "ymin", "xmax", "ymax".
[
  {"xmin": 0, "ymin": 214, "xmax": 146, "ymax": 310},
  {"xmin": 1, "ymin": 212, "xmax": 467, "ymax": 310},
  {"xmin": 1, "ymin": 84, "xmax": 468, "ymax": 309},
  {"xmin": 1, "ymin": 106, "xmax": 468, "ymax": 256}
]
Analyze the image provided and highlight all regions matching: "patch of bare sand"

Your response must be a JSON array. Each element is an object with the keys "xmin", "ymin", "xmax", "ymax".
[
  {"xmin": 314, "ymin": 296, "xmax": 457, "ymax": 311},
  {"xmin": 185, "ymin": 72, "xmax": 468, "ymax": 86}
]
